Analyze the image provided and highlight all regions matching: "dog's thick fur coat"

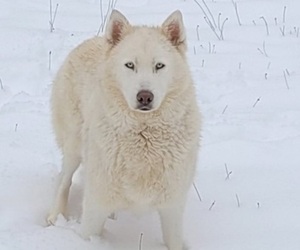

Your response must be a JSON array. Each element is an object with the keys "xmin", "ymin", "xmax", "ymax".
[{"xmin": 48, "ymin": 10, "xmax": 201, "ymax": 250}]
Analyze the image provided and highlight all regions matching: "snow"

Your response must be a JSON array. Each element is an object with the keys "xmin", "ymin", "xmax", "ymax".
[{"xmin": 1, "ymin": 0, "xmax": 300, "ymax": 249}]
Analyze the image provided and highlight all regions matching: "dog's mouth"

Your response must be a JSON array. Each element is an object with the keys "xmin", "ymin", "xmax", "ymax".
[{"xmin": 136, "ymin": 105, "xmax": 153, "ymax": 112}]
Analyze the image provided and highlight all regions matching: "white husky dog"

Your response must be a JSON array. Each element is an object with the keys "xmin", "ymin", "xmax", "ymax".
[{"xmin": 47, "ymin": 9, "xmax": 201, "ymax": 250}]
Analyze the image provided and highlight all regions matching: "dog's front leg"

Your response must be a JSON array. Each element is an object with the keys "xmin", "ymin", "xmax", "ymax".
[
  {"xmin": 80, "ymin": 183, "xmax": 109, "ymax": 239},
  {"xmin": 79, "ymin": 158, "xmax": 110, "ymax": 239},
  {"xmin": 159, "ymin": 204, "xmax": 185, "ymax": 250}
]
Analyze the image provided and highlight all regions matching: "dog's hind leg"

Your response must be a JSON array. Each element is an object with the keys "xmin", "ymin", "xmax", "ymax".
[
  {"xmin": 47, "ymin": 140, "xmax": 81, "ymax": 225},
  {"xmin": 159, "ymin": 204, "xmax": 185, "ymax": 250}
]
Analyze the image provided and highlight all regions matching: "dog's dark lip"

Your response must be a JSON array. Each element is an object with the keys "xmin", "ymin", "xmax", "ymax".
[
  {"xmin": 140, "ymin": 108, "xmax": 151, "ymax": 111},
  {"xmin": 137, "ymin": 106, "xmax": 152, "ymax": 112}
]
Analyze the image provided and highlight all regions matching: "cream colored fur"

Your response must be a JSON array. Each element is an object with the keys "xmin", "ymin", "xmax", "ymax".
[{"xmin": 47, "ymin": 9, "xmax": 201, "ymax": 250}]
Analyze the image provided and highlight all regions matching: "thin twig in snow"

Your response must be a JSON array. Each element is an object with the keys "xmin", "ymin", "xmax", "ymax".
[
  {"xmin": 97, "ymin": 0, "xmax": 118, "ymax": 36},
  {"xmin": 225, "ymin": 163, "xmax": 232, "ymax": 180},
  {"xmin": 285, "ymin": 69, "xmax": 290, "ymax": 76},
  {"xmin": 204, "ymin": 17, "xmax": 221, "ymax": 40},
  {"xmin": 279, "ymin": 7, "xmax": 287, "ymax": 37},
  {"xmin": 0, "ymin": 78, "xmax": 3, "ymax": 90},
  {"xmin": 194, "ymin": 0, "xmax": 223, "ymax": 40},
  {"xmin": 193, "ymin": 182, "xmax": 202, "ymax": 202},
  {"xmin": 253, "ymin": 97, "xmax": 261, "ymax": 108},
  {"xmin": 52, "ymin": 4, "xmax": 59, "ymax": 27},
  {"xmin": 257, "ymin": 41, "xmax": 268, "ymax": 57},
  {"xmin": 220, "ymin": 18, "xmax": 228, "ymax": 40},
  {"xmin": 260, "ymin": 16, "xmax": 269, "ymax": 36},
  {"xmin": 97, "ymin": 0, "xmax": 111, "ymax": 35},
  {"xmin": 293, "ymin": 27, "xmax": 299, "ymax": 37},
  {"xmin": 204, "ymin": 16, "xmax": 215, "ymax": 31},
  {"xmin": 282, "ymin": 6, "xmax": 287, "ymax": 23},
  {"xmin": 283, "ymin": 70, "xmax": 290, "ymax": 90},
  {"xmin": 49, "ymin": 51, "xmax": 52, "ymax": 70},
  {"xmin": 208, "ymin": 43, "xmax": 216, "ymax": 54},
  {"xmin": 200, "ymin": 0, "xmax": 217, "ymax": 28},
  {"xmin": 222, "ymin": 105, "xmax": 228, "ymax": 114},
  {"xmin": 209, "ymin": 201, "xmax": 216, "ymax": 211},
  {"xmin": 280, "ymin": 25, "xmax": 286, "ymax": 36},
  {"xmin": 193, "ymin": 0, "xmax": 214, "ymax": 26},
  {"xmin": 100, "ymin": 0, "xmax": 104, "ymax": 26},
  {"xmin": 139, "ymin": 233, "xmax": 143, "ymax": 250},
  {"xmin": 49, "ymin": 0, "xmax": 59, "ymax": 32},
  {"xmin": 196, "ymin": 25, "xmax": 200, "ymax": 41},
  {"xmin": 232, "ymin": 0, "xmax": 242, "ymax": 26},
  {"xmin": 257, "ymin": 48, "xmax": 264, "ymax": 55},
  {"xmin": 263, "ymin": 41, "xmax": 268, "ymax": 56},
  {"xmin": 49, "ymin": 0, "xmax": 53, "ymax": 31},
  {"xmin": 217, "ymin": 13, "xmax": 221, "ymax": 31},
  {"xmin": 213, "ymin": 44, "xmax": 216, "ymax": 53},
  {"xmin": 110, "ymin": 0, "xmax": 117, "ymax": 9},
  {"xmin": 236, "ymin": 194, "xmax": 241, "ymax": 207},
  {"xmin": 203, "ymin": 0, "xmax": 217, "ymax": 28}
]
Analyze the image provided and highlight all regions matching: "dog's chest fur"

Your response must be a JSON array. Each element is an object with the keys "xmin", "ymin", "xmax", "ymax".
[{"xmin": 98, "ymin": 119, "xmax": 192, "ymax": 207}]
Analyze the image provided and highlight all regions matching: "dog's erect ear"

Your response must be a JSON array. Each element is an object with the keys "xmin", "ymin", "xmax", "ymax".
[
  {"xmin": 161, "ymin": 10, "xmax": 186, "ymax": 52},
  {"xmin": 105, "ymin": 10, "xmax": 130, "ymax": 45}
]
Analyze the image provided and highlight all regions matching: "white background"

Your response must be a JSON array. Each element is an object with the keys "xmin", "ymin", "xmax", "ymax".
[{"xmin": 0, "ymin": 0, "xmax": 300, "ymax": 249}]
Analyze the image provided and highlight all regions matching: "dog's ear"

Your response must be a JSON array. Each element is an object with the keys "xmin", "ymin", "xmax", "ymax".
[
  {"xmin": 105, "ymin": 10, "xmax": 130, "ymax": 46},
  {"xmin": 161, "ymin": 10, "xmax": 186, "ymax": 52}
]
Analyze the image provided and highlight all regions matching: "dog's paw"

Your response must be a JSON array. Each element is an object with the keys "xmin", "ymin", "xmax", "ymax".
[
  {"xmin": 46, "ymin": 212, "xmax": 66, "ymax": 226},
  {"xmin": 46, "ymin": 213, "xmax": 58, "ymax": 226}
]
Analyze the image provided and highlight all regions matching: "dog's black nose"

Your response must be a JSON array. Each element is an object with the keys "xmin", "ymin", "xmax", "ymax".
[{"xmin": 136, "ymin": 90, "xmax": 154, "ymax": 106}]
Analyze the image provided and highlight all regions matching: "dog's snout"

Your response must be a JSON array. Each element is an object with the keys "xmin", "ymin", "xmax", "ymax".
[{"xmin": 136, "ymin": 90, "xmax": 154, "ymax": 106}]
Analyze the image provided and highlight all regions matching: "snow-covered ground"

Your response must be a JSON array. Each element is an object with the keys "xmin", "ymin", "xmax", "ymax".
[{"xmin": 1, "ymin": 0, "xmax": 300, "ymax": 249}]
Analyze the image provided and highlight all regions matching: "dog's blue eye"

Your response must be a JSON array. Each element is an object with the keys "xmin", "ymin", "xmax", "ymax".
[
  {"xmin": 125, "ymin": 62, "xmax": 135, "ymax": 70},
  {"xmin": 155, "ymin": 63, "xmax": 165, "ymax": 70}
]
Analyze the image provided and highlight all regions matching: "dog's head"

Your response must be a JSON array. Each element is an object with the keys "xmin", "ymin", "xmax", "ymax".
[{"xmin": 105, "ymin": 10, "xmax": 187, "ymax": 113}]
